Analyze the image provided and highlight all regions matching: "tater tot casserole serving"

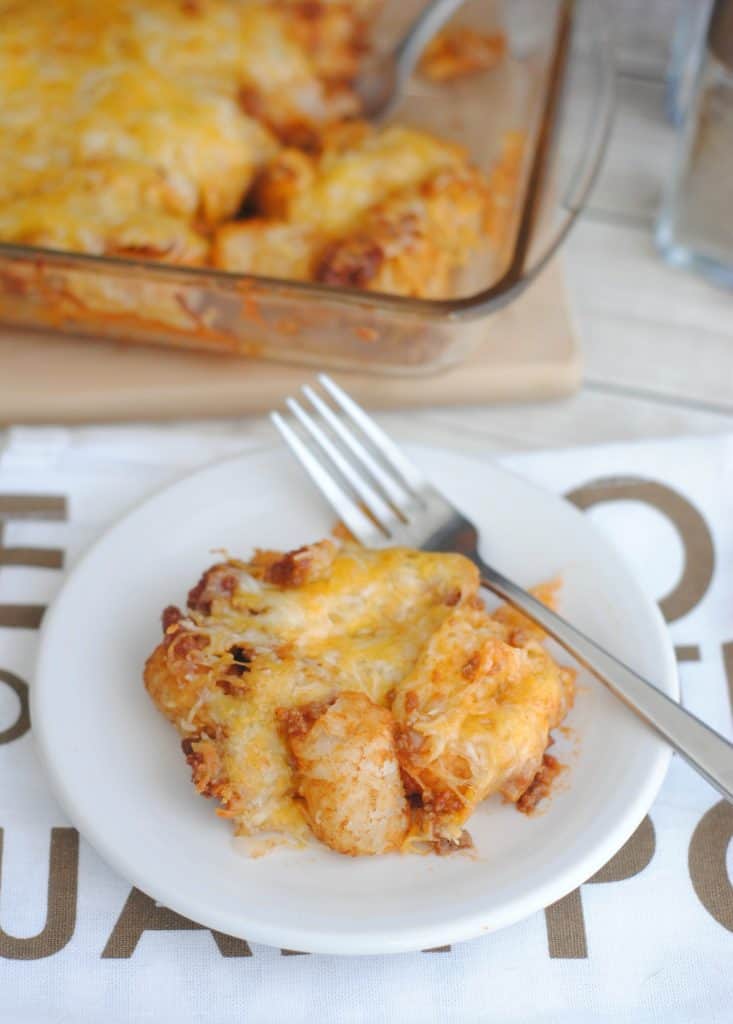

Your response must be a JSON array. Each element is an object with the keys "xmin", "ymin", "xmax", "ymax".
[{"xmin": 145, "ymin": 539, "xmax": 575, "ymax": 856}]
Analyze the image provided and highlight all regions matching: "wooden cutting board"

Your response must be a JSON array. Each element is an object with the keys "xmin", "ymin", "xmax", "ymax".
[{"xmin": 0, "ymin": 259, "xmax": 579, "ymax": 423}]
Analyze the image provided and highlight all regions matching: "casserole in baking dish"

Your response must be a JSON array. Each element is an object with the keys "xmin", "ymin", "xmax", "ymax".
[{"xmin": 0, "ymin": 0, "xmax": 612, "ymax": 372}]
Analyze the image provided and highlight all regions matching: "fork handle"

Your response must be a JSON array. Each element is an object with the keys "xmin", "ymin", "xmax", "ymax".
[{"xmin": 478, "ymin": 564, "xmax": 733, "ymax": 803}]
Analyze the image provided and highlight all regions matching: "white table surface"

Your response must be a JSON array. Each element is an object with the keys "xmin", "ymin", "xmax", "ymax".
[{"xmin": 1, "ymin": 3, "xmax": 731, "ymax": 456}]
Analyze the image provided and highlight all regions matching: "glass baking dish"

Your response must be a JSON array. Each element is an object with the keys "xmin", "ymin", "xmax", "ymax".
[{"xmin": 0, "ymin": 0, "xmax": 613, "ymax": 376}]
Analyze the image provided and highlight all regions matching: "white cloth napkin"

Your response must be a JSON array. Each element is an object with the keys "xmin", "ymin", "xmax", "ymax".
[{"xmin": 0, "ymin": 424, "xmax": 731, "ymax": 1024}]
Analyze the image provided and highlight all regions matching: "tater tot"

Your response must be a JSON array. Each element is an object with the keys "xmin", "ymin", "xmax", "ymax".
[{"xmin": 279, "ymin": 691, "xmax": 409, "ymax": 856}]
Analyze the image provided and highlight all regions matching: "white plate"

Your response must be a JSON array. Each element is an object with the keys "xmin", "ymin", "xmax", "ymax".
[{"xmin": 33, "ymin": 445, "xmax": 677, "ymax": 955}]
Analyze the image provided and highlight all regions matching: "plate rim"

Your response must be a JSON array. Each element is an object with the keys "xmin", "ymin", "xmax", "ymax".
[{"xmin": 31, "ymin": 443, "xmax": 678, "ymax": 955}]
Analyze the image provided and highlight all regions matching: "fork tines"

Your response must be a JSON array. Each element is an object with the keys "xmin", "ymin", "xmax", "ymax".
[{"xmin": 271, "ymin": 374, "xmax": 428, "ymax": 545}]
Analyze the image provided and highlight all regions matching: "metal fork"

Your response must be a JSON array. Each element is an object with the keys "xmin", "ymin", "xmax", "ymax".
[{"xmin": 272, "ymin": 374, "xmax": 733, "ymax": 802}]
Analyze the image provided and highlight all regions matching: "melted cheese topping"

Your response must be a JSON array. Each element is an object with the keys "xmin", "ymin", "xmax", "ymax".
[
  {"xmin": 144, "ymin": 541, "xmax": 575, "ymax": 855},
  {"xmin": 0, "ymin": 0, "xmax": 365, "ymax": 256},
  {"xmin": 214, "ymin": 122, "xmax": 498, "ymax": 297},
  {"xmin": 0, "ymin": 0, "xmax": 509, "ymax": 303},
  {"xmin": 256, "ymin": 125, "xmax": 468, "ymax": 236}
]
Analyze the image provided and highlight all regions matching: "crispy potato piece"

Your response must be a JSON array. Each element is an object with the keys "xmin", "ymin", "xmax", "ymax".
[
  {"xmin": 393, "ymin": 603, "xmax": 575, "ymax": 843},
  {"xmin": 315, "ymin": 166, "xmax": 492, "ymax": 297},
  {"xmin": 252, "ymin": 147, "xmax": 317, "ymax": 221},
  {"xmin": 212, "ymin": 219, "xmax": 318, "ymax": 280},
  {"xmin": 144, "ymin": 634, "xmax": 209, "ymax": 728},
  {"xmin": 279, "ymin": 692, "xmax": 409, "ymax": 856}
]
